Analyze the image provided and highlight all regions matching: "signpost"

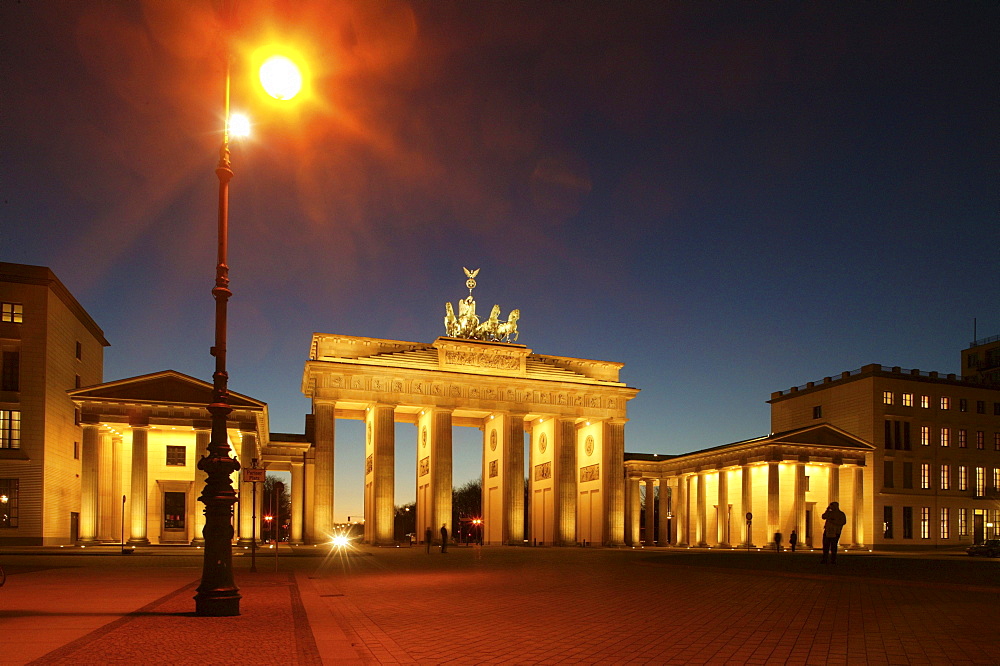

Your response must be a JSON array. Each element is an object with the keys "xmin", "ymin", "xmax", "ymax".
[
  {"xmin": 243, "ymin": 461, "xmax": 266, "ymax": 573},
  {"xmin": 745, "ymin": 512, "xmax": 752, "ymax": 552}
]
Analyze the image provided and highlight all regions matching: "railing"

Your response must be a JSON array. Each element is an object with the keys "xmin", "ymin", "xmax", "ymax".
[
  {"xmin": 969, "ymin": 333, "xmax": 1000, "ymax": 348},
  {"xmin": 773, "ymin": 364, "xmax": 967, "ymax": 397}
]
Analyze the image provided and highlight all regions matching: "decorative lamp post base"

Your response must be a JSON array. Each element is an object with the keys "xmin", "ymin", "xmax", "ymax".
[{"xmin": 194, "ymin": 589, "xmax": 242, "ymax": 617}]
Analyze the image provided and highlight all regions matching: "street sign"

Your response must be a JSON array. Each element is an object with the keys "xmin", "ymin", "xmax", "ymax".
[
  {"xmin": 745, "ymin": 512, "xmax": 753, "ymax": 523},
  {"xmin": 243, "ymin": 468, "xmax": 266, "ymax": 484}
]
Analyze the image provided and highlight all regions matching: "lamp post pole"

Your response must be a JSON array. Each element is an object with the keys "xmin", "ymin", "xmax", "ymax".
[{"xmin": 194, "ymin": 45, "xmax": 242, "ymax": 617}]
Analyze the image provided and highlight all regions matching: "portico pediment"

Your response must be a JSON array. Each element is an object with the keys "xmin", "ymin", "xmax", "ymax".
[{"xmin": 69, "ymin": 370, "xmax": 266, "ymax": 409}]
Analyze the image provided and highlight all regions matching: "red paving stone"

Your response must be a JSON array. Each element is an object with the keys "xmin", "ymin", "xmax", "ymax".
[{"xmin": 1, "ymin": 547, "xmax": 997, "ymax": 664}]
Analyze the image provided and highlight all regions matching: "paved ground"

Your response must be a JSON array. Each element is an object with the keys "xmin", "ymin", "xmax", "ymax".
[{"xmin": 0, "ymin": 544, "xmax": 997, "ymax": 664}]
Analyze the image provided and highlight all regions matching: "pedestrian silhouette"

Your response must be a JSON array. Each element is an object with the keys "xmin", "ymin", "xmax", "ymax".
[
  {"xmin": 425, "ymin": 526, "xmax": 432, "ymax": 554},
  {"xmin": 440, "ymin": 523, "xmax": 448, "ymax": 553},
  {"xmin": 774, "ymin": 531, "xmax": 783, "ymax": 552},
  {"xmin": 821, "ymin": 502, "xmax": 847, "ymax": 564},
  {"xmin": 790, "ymin": 529, "xmax": 798, "ymax": 552}
]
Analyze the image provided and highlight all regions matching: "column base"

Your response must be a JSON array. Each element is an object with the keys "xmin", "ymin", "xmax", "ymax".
[
  {"xmin": 235, "ymin": 538, "xmax": 258, "ymax": 548},
  {"xmin": 126, "ymin": 537, "xmax": 150, "ymax": 546},
  {"xmin": 715, "ymin": 542, "xmax": 731, "ymax": 548},
  {"xmin": 77, "ymin": 538, "xmax": 100, "ymax": 545},
  {"xmin": 190, "ymin": 538, "xmax": 206, "ymax": 546}
]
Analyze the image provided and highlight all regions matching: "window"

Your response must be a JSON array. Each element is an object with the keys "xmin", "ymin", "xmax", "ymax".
[
  {"xmin": 902, "ymin": 506, "xmax": 913, "ymax": 539},
  {"xmin": 883, "ymin": 461, "xmax": 894, "ymax": 488},
  {"xmin": 921, "ymin": 425, "xmax": 930, "ymax": 446},
  {"xmin": 883, "ymin": 391, "xmax": 893, "ymax": 405},
  {"xmin": 883, "ymin": 506, "xmax": 893, "ymax": 538},
  {"xmin": 920, "ymin": 463, "xmax": 930, "ymax": 489},
  {"xmin": 1, "ymin": 303, "xmax": 22, "ymax": 323},
  {"xmin": 166, "ymin": 445, "xmax": 186, "ymax": 466},
  {"xmin": 959, "ymin": 398, "xmax": 968, "ymax": 413},
  {"xmin": 903, "ymin": 422, "xmax": 911, "ymax": 450},
  {"xmin": 884, "ymin": 420, "xmax": 892, "ymax": 449},
  {"xmin": 958, "ymin": 508, "xmax": 968, "ymax": 536},
  {"xmin": 975, "ymin": 467, "xmax": 985, "ymax": 496},
  {"xmin": 920, "ymin": 507, "xmax": 930, "ymax": 539},
  {"xmin": 994, "ymin": 403, "xmax": 1000, "ymax": 416},
  {"xmin": 73, "ymin": 441, "xmax": 79, "ymax": 460},
  {"xmin": 902, "ymin": 393, "xmax": 913, "ymax": 407},
  {"xmin": 958, "ymin": 465, "xmax": 968, "ymax": 491},
  {"xmin": 995, "ymin": 432, "xmax": 1000, "ymax": 451},
  {"xmin": 902, "ymin": 462, "xmax": 913, "ymax": 489},
  {"xmin": 940, "ymin": 508, "xmax": 950, "ymax": 539},
  {"xmin": 1, "ymin": 350, "xmax": 18, "ymax": 391},
  {"xmin": 921, "ymin": 395, "xmax": 930, "ymax": 409},
  {"xmin": 812, "ymin": 405, "xmax": 822, "ymax": 419},
  {"xmin": 940, "ymin": 397, "xmax": 950, "ymax": 410},
  {"xmin": 0, "ymin": 411, "xmax": 20, "ymax": 449},
  {"xmin": 75, "ymin": 341, "xmax": 82, "ymax": 360},
  {"xmin": 994, "ymin": 468, "xmax": 1000, "ymax": 493},
  {"xmin": 977, "ymin": 400, "xmax": 986, "ymax": 414},
  {"xmin": 940, "ymin": 428, "xmax": 950, "ymax": 447},
  {"xmin": 163, "ymin": 491, "xmax": 186, "ymax": 530},
  {"xmin": 977, "ymin": 431, "xmax": 985, "ymax": 450},
  {"xmin": 958, "ymin": 429, "xmax": 967, "ymax": 448},
  {"xmin": 0, "ymin": 479, "xmax": 18, "ymax": 528},
  {"xmin": 940, "ymin": 465, "xmax": 951, "ymax": 490}
]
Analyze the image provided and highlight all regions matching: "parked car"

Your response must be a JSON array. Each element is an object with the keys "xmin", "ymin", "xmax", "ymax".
[{"xmin": 966, "ymin": 539, "xmax": 1000, "ymax": 557}]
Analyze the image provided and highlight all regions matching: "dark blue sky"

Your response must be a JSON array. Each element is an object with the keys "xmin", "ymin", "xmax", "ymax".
[{"xmin": 2, "ymin": 2, "xmax": 997, "ymax": 514}]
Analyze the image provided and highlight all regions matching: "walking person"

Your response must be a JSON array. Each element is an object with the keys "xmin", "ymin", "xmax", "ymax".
[
  {"xmin": 425, "ymin": 526, "xmax": 432, "ymax": 554},
  {"xmin": 440, "ymin": 523, "xmax": 449, "ymax": 553},
  {"xmin": 789, "ymin": 529, "xmax": 798, "ymax": 552},
  {"xmin": 821, "ymin": 502, "xmax": 847, "ymax": 564}
]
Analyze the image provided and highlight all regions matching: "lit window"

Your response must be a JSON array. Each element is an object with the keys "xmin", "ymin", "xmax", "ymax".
[
  {"xmin": 920, "ymin": 463, "xmax": 930, "ymax": 489},
  {"xmin": 0, "ymin": 303, "xmax": 22, "ymax": 323},
  {"xmin": 940, "ymin": 464, "xmax": 951, "ymax": 490},
  {"xmin": 958, "ymin": 429, "xmax": 967, "ymax": 448},
  {"xmin": 0, "ymin": 478, "xmax": 18, "ymax": 528},
  {"xmin": 994, "ymin": 468, "xmax": 1000, "ymax": 492},
  {"xmin": 902, "ymin": 393, "xmax": 913, "ymax": 407},
  {"xmin": 920, "ymin": 425, "xmax": 930, "ymax": 446},
  {"xmin": 940, "ymin": 397, "xmax": 950, "ymax": 410},
  {"xmin": 0, "ymin": 411, "xmax": 20, "ymax": 449},
  {"xmin": 975, "ymin": 467, "xmax": 985, "ymax": 496},
  {"xmin": 921, "ymin": 395, "xmax": 930, "ymax": 409},
  {"xmin": 883, "ymin": 506, "xmax": 893, "ymax": 539},
  {"xmin": 958, "ymin": 465, "xmax": 968, "ymax": 491},
  {"xmin": 883, "ymin": 391, "xmax": 893, "ymax": 405},
  {"xmin": 166, "ymin": 445, "xmax": 186, "ymax": 466},
  {"xmin": 939, "ymin": 508, "xmax": 950, "ymax": 539},
  {"xmin": 959, "ymin": 398, "xmax": 968, "ymax": 413},
  {"xmin": 940, "ymin": 428, "xmax": 950, "ymax": 447},
  {"xmin": 920, "ymin": 507, "xmax": 930, "ymax": 539},
  {"xmin": 977, "ymin": 431, "xmax": 985, "ymax": 450},
  {"xmin": 958, "ymin": 508, "xmax": 968, "ymax": 536}
]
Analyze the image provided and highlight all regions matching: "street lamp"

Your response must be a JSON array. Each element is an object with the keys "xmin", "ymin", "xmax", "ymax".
[{"xmin": 194, "ymin": 23, "xmax": 303, "ymax": 616}]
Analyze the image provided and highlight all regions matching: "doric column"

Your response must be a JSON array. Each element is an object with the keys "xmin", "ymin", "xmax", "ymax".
[
  {"xmin": 290, "ymin": 458, "xmax": 304, "ymax": 544},
  {"xmin": 98, "ymin": 431, "xmax": 115, "ymax": 541},
  {"xmin": 716, "ymin": 469, "xmax": 729, "ymax": 547},
  {"xmin": 794, "ymin": 462, "xmax": 806, "ymax": 545},
  {"xmin": 696, "ymin": 472, "xmax": 708, "ymax": 546},
  {"xmin": 79, "ymin": 421, "xmax": 101, "ymax": 543},
  {"xmin": 127, "ymin": 424, "xmax": 150, "ymax": 545},
  {"xmin": 602, "ymin": 420, "xmax": 626, "ymax": 546},
  {"xmin": 554, "ymin": 418, "xmax": 577, "ymax": 546},
  {"xmin": 851, "ymin": 466, "xmax": 865, "ymax": 548},
  {"xmin": 674, "ymin": 475, "xmax": 688, "ymax": 546},
  {"xmin": 644, "ymin": 478, "xmax": 656, "ymax": 546},
  {"xmin": 741, "ymin": 463, "xmax": 753, "ymax": 546},
  {"xmin": 502, "ymin": 412, "xmax": 523, "ymax": 545},
  {"xmin": 626, "ymin": 474, "xmax": 641, "ymax": 546},
  {"xmin": 767, "ymin": 461, "xmax": 780, "ymax": 546},
  {"xmin": 304, "ymin": 449, "xmax": 316, "ymax": 543},
  {"xmin": 191, "ymin": 425, "xmax": 210, "ymax": 545},
  {"xmin": 657, "ymin": 479, "xmax": 670, "ymax": 545},
  {"xmin": 369, "ymin": 404, "xmax": 395, "ymax": 545},
  {"xmin": 829, "ymin": 465, "xmax": 840, "ymax": 505},
  {"xmin": 236, "ymin": 430, "xmax": 257, "ymax": 546},
  {"xmin": 312, "ymin": 402, "xmax": 335, "ymax": 539}
]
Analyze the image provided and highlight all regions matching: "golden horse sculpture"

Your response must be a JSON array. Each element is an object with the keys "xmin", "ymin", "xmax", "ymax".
[{"xmin": 444, "ymin": 301, "xmax": 518, "ymax": 342}]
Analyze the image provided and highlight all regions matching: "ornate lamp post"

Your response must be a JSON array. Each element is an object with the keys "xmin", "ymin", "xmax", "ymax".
[{"xmin": 194, "ymin": 22, "xmax": 303, "ymax": 617}]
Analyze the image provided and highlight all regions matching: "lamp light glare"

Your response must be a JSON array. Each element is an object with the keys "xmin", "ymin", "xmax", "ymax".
[
  {"xmin": 229, "ymin": 113, "xmax": 250, "ymax": 138},
  {"xmin": 259, "ymin": 55, "xmax": 302, "ymax": 100}
]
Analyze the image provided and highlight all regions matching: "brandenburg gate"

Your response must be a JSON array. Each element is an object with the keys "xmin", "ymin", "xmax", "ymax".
[{"xmin": 299, "ymin": 269, "xmax": 639, "ymax": 546}]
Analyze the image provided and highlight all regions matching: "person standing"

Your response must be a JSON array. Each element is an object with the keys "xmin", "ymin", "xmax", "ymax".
[
  {"xmin": 789, "ymin": 529, "xmax": 798, "ymax": 552},
  {"xmin": 425, "ymin": 526, "xmax": 432, "ymax": 554},
  {"xmin": 821, "ymin": 502, "xmax": 847, "ymax": 564},
  {"xmin": 440, "ymin": 523, "xmax": 449, "ymax": 553},
  {"xmin": 774, "ymin": 530, "xmax": 782, "ymax": 552}
]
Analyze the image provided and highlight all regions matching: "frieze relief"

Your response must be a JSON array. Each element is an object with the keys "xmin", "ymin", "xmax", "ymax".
[
  {"xmin": 443, "ymin": 349, "xmax": 520, "ymax": 371},
  {"xmin": 580, "ymin": 463, "xmax": 600, "ymax": 483},
  {"xmin": 489, "ymin": 459, "xmax": 498, "ymax": 478},
  {"xmin": 534, "ymin": 461, "xmax": 552, "ymax": 481},
  {"xmin": 391, "ymin": 380, "xmax": 403, "ymax": 393},
  {"xmin": 351, "ymin": 377, "xmax": 363, "ymax": 390},
  {"xmin": 365, "ymin": 455, "xmax": 373, "ymax": 475},
  {"xmin": 419, "ymin": 456, "xmax": 430, "ymax": 477}
]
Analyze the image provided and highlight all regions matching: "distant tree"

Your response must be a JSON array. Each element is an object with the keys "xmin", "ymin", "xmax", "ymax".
[
  {"xmin": 262, "ymin": 475, "xmax": 290, "ymax": 542},
  {"xmin": 394, "ymin": 502, "xmax": 415, "ymax": 541},
  {"xmin": 452, "ymin": 477, "xmax": 482, "ymax": 529}
]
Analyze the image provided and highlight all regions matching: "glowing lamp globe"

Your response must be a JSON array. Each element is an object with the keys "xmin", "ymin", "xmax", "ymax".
[
  {"xmin": 229, "ymin": 113, "xmax": 250, "ymax": 138},
  {"xmin": 259, "ymin": 55, "xmax": 302, "ymax": 100}
]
